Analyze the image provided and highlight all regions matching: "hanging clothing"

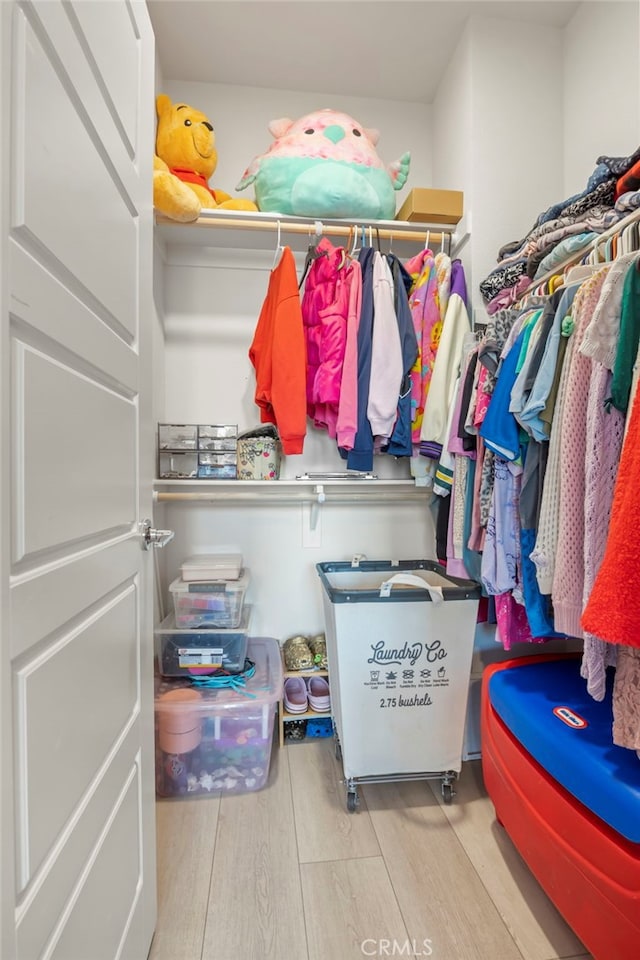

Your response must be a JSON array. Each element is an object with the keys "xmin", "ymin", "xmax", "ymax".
[
  {"xmin": 419, "ymin": 260, "xmax": 470, "ymax": 459},
  {"xmin": 367, "ymin": 252, "xmax": 403, "ymax": 439},
  {"xmin": 385, "ymin": 255, "xmax": 419, "ymax": 458},
  {"xmin": 345, "ymin": 247, "xmax": 375, "ymax": 471},
  {"xmin": 552, "ymin": 266, "xmax": 610, "ymax": 638},
  {"xmin": 335, "ymin": 259, "xmax": 363, "ymax": 451},
  {"xmin": 248, "ymin": 246, "xmax": 307, "ymax": 455},
  {"xmin": 581, "ymin": 378, "xmax": 640, "ymax": 648}
]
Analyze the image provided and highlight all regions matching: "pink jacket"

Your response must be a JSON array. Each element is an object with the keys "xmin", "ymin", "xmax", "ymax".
[{"xmin": 302, "ymin": 238, "xmax": 351, "ymax": 436}]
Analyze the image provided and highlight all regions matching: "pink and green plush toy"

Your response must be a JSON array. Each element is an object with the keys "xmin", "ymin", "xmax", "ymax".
[{"xmin": 236, "ymin": 108, "xmax": 410, "ymax": 220}]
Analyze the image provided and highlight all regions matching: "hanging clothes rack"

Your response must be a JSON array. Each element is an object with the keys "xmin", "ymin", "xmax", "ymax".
[
  {"xmin": 514, "ymin": 204, "xmax": 640, "ymax": 304},
  {"xmin": 156, "ymin": 208, "xmax": 461, "ymax": 254}
]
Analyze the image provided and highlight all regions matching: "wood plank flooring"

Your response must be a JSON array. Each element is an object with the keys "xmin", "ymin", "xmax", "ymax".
[{"xmin": 148, "ymin": 739, "xmax": 592, "ymax": 960}]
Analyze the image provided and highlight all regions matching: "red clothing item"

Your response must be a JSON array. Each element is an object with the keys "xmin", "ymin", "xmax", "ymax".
[
  {"xmin": 249, "ymin": 247, "xmax": 307, "ymax": 454},
  {"xmin": 581, "ymin": 379, "xmax": 640, "ymax": 647}
]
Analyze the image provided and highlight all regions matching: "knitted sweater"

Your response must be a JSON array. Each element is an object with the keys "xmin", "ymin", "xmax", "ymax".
[
  {"xmin": 551, "ymin": 266, "xmax": 610, "ymax": 636},
  {"xmin": 580, "ymin": 362, "xmax": 623, "ymax": 700},
  {"xmin": 531, "ymin": 281, "xmax": 588, "ymax": 595},
  {"xmin": 579, "ymin": 253, "xmax": 638, "ymax": 370}
]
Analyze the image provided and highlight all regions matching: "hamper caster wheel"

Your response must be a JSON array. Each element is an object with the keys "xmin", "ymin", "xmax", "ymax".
[
  {"xmin": 347, "ymin": 789, "xmax": 358, "ymax": 813},
  {"xmin": 442, "ymin": 782, "xmax": 454, "ymax": 804}
]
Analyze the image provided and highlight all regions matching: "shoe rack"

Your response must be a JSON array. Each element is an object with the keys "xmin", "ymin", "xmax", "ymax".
[{"xmin": 278, "ymin": 647, "xmax": 331, "ymax": 747}]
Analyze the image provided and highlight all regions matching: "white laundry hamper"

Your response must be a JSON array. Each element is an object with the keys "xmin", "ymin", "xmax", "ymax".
[{"xmin": 316, "ymin": 559, "xmax": 481, "ymax": 811}]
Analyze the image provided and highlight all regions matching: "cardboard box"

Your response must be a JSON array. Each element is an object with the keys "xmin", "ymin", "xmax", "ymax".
[{"xmin": 395, "ymin": 188, "xmax": 463, "ymax": 224}]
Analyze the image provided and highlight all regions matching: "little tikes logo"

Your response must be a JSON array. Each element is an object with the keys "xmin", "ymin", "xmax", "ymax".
[{"xmin": 553, "ymin": 706, "xmax": 588, "ymax": 729}]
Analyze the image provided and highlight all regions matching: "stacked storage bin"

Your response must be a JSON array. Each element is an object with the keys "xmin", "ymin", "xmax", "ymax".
[
  {"xmin": 156, "ymin": 554, "xmax": 251, "ymax": 675},
  {"xmin": 154, "ymin": 554, "xmax": 281, "ymax": 798},
  {"xmin": 154, "ymin": 636, "xmax": 282, "ymax": 798}
]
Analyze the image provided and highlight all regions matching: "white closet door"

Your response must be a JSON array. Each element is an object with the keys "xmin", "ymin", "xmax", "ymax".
[{"xmin": 0, "ymin": 2, "xmax": 156, "ymax": 958}]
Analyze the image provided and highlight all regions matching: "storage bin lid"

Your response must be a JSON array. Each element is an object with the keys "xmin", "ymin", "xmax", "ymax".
[
  {"xmin": 154, "ymin": 636, "xmax": 283, "ymax": 712},
  {"xmin": 180, "ymin": 553, "xmax": 243, "ymax": 581},
  {"xmin": 155, "ymin": 606, "xmax": 252, "ymax": 637},
  {"xmin": 316, "ymin": 560, "xmax": 480, "ymax": 603},
  {"xmin": 169, "ymin": 569, "xmax": 249, "ymax": 596}
]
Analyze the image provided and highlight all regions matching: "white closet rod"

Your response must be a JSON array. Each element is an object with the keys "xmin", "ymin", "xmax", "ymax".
[
  {"xmin": 156, "ymin": 213, "xmax": 453, "ymax": 246},
  {"xmin": 515, "ymin": 204, "xmax": 640, "ymax": 302}
]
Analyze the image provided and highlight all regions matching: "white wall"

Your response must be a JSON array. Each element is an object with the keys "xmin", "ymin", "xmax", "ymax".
[
  {"xmin": 159, "ymin": 80, "xmax": 431, "ymax": 212},
  {"xmin": 468, "ymin": 15, "xmax": 564, "ymax": 316},
  {"xmin": 431, "ymin": 24, "xmax": 474, "ymax": 303},
  {"xmin": 563, "ymin": 1, "xmax": 640, "ymax": 194}
]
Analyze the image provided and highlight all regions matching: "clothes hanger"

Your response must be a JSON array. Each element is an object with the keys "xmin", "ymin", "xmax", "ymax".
[
  {"xmin": 423, "ymin": 230, "xmax": 431, "ymax": 252},
  {"xmin": 349, "ymin": 224, "xmax": 359, "ymax": 258},
  {"xmin": 272, "ymin": 220, "xmax": 284, "ymax": 270},
  {"xmin": 298, "ymin": 220, "xmax": 329, "ymax": 288}
]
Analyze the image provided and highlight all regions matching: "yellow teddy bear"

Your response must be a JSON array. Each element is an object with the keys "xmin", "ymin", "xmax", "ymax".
[{"xmin": 153, "ymin": 94, "xmax": 257, "ymax": 221}]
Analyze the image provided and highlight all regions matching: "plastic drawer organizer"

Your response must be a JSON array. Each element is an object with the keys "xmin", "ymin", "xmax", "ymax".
[
  {"xmin": 317, "ymin": 559, "xmax": 481, "ymax": 811},
  {"xmin": 154, "ymin": 636, "xmax": 283, "ymax": 798}
]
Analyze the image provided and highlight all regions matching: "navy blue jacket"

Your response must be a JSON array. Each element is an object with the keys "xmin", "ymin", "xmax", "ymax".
[{"xmin": 344, "ymin": 247, "xmax": 376, "ymax": 471}]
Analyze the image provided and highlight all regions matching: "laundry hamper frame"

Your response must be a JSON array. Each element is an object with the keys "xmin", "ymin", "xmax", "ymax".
[{"xmin": 316, "ymin": 559, "xmax": 481, "ymax": 811}]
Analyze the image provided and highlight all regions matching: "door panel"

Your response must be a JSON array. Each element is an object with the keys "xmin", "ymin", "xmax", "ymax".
[
  {"xmin": 10, "ymin": 539, "xmax": 138, "ymax": 660},
  {"xmin": 66, "ymin": 0, "xmax": 140, "ymax": 159},
  {"xmin": 1, "ymin": 1, "xmax": 156, "ymax": 958},
  {"xmin": 9, "ymin": 242, "xmax": 138, "ymax": 394},
  {"xmin": 47, "ymin": 770, "xmax": 142, "ymax": 960},
  {"xmin": 15, "ymin": 728, "xmax": 141, "ymax": 960},
  {"xmin": 16, "ymin": 585, "xmax": 138, "ymax": 885},
  {"xmin": 13, "ymin": 6, "xmax": 138, "ymax": 338},
  {"xmin": 13, "ymin": 342, "xmax": 136, "ymax": 561}
]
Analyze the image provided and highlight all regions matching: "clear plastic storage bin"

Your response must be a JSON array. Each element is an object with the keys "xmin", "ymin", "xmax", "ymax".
[
  {"xmin": 155, "ymin": 606, "xmax": 251, "ymax": 677},
  {"xmin": 154, "ymin": 636, "xmax": 283, "ymax": 798},
  {"xmin": 169, "ymin": 571, "xmax": 249, "ymax": 628}
]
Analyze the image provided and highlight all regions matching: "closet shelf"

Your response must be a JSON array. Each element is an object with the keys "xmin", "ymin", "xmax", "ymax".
[
  {"xmin": 155, "ymin": 208, "xmax": 463, "ymax": 254},
  {"xmin": 153, "ymin": 478, "xmax": 430, "ymax": 504}
]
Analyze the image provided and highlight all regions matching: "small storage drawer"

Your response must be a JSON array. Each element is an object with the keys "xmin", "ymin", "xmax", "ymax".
[
  {"xmin": 159, "ymin": 451, "xmax": 198, "ymax": 479},
  {"xmin": 169, "ymin": 571, "xmax": 250, "ymax": 628},
  {"xmin": 158, "ymin": 423, "xmax": 198, "ymax": 450},
  {"xmin": 155, "ymin": 607, "xmax": 251, "ymax": 677},
  {"xmin": 198, "ymin": 424, "xmax": 237, "ymax": 445},
  {"xmin": 198, "ymin": 452, "xmax": 237, "ymax": 479}
]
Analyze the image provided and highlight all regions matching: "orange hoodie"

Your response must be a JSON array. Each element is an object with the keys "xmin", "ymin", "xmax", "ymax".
[{"xmin": 249, "ymin": 247, "xmax": 307, "ymax": 454}]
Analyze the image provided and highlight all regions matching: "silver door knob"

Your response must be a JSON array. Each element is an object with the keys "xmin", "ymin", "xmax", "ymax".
[{"xmin": 139, "ymin": 519, "xmax": 175, "ymax": 550}]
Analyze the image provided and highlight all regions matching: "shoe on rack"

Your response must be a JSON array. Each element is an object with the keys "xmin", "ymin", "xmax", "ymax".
[
  {"xmin": 283, "ymin": 635, "xmax": 314, "ymax": 671},
  {"xmin": 283, "ymin": 676, "xmax": 308, "ymax": 714},
  {"xmin": 307, "ymin": 676, "xmax": 331, "ymax": 713}
]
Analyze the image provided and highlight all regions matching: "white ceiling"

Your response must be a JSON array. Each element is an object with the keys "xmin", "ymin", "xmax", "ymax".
[{"xmin": 148, "ymin": 0, "xmax": 581, "ymax": 104}]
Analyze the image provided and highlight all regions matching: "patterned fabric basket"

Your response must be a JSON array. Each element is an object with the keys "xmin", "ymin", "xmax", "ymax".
[{"xmin": 237, "ymin": 434, "xmax": 281, "ymax": 480}]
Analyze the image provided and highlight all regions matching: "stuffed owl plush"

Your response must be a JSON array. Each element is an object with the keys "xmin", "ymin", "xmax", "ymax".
[{"xmin": 236, "ymin": 108, "xmax": 410, "ymax": 220}]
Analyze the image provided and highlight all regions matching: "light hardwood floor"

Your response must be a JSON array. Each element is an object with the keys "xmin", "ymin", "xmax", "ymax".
[{"xmin": 149, "ymin": 739, "xmax": 592, "ymax": 960}]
